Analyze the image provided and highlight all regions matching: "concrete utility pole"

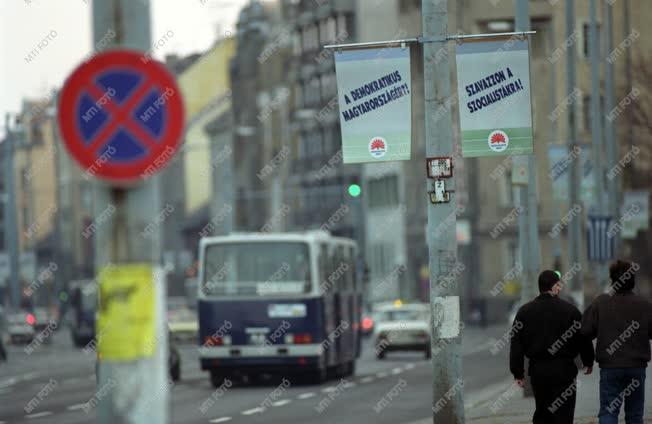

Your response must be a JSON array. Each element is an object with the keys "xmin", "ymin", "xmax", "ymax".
[
  {"xmin": 92, "ymin": 1, "xmax": 168, "ymax": 423},
  {"xmin": 3, "ymin": 114, "xmax": 21, "ymax": 308},
  {"xmin": 565, "ymin": 0, "xmax": 583, "ymax": 309},
  {"xmin": 589, "ymin": 0, "xmax": 607, "ymax": 288},
  {"xmin": 515, "ymin": 0, "xmax": 539, "ymax": 305},
  {"xmin": 422, "ymin": 1, "xmax": 464, "ymax": 422}
]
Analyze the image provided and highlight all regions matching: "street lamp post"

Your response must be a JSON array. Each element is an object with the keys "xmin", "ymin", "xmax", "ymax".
[{"xmin": 3, "ymin": 114, "xmax": 23, "ymax": 308}]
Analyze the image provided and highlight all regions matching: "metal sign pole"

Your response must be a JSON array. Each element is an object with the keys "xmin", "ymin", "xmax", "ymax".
[
  {"xmin": 589, "ymin": 0, "xmax": 608, "ymax": 289},
  {"xmin": 565, "ymin": 0, "xmax": 584, "ymax": 310}
]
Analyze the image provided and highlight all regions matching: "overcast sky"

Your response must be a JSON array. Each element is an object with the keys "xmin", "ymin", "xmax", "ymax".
[{"xmin": 0, "ymin": 0, "xmax": 248, "ymax": 136}]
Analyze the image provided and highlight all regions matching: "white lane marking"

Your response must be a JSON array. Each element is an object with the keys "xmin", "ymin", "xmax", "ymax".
[
  {"xmin": 464, "ymin": 340, "xmax": 494, "ymax": 356},
  {"xmin": 0, "ymin": 420, "xmax": 7, "ymax": 424},
  {"xmin": 376, "ymin": 372, "xmax": 388, "ymax": 378},
  {"xmin": 0, "ymin": 387, "xmax": 13, "ymax": 395},
  {"xmin": 23, "ymin": 372, "xmax": 39, "ymax": 380},
  {"xmin": 64, "ymin": 378, "xmax": 80, "ymax": 385},
  {"xmin": 342, "ymin": 382, "xmax": 356, "ymax": 389},
  {"xmin": 0, "ymin": 377, "xmax": 17, "ymax": 389},
  {"xmin": 25, "ymin": 411, "xmax": 53, "ymax": 419},
  {"xmin": 241, "ymin": 407, "xmax": 265, "ymax": 415},
  {"xmin": 360, "ymin": 377, "xmax": 374, "ymax": 384},
  {"xmin": 272, "ymin": 399, "xmax": 291, "ymax": 407},
  {"xmin": 322, "ymin": 386, "xmax": 337, "ymax": 393},
  {"xmin": 405, "ymin": 363, "xmax": 416, "ymax": 370},
  {"xmin": 209, "ymin": 418, "xmax": 232, "ymax": 423},
  {"xmin": 67, "ymin": 403, "xmax": 87, "ymax": 411},
  {"xmin": 297, "ymin": 392, "xmax": 316, "ymax": 399},
  {"xmin": 391, "ymin": 367, "xmax": 402, "ymax": 375}
]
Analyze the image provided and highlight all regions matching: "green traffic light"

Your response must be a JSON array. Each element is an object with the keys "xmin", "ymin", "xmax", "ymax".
[
  {"xmin": 59, "ymin": 292, "xmax": 68, "ymax": 302},
  {"xmin": 348, "ymin": 184, "xmax": 361, "ymax": 197}
]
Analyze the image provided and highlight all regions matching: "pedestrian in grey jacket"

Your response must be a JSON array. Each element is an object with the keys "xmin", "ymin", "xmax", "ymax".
[{"xmin": 582, "ymin": 260, "xmax": 652, "ymax": 424}]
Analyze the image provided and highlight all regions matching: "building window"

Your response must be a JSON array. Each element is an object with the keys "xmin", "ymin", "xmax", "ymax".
[
  {"xmin": 336, "ymin": 14, "xmax": 348, "ymax": 38},
  {"xmin": 368, "ymin": 175, "xmax": 399, "ymax": 209},
  {"xmin": 580, "ymin": 20, "xmax": 601, "ymax": 59},
  {"xmin": 319, "ymin": 17, "xmax": 337, "ymax": 44},
  {"xmin": 485, "ymin": 20, "xmax": 515, "ymax": 33},
  {"xmin": 320, "ymin": 73, "xmax": 336, "ymax": 100},
  {"xmin": 303, "ymin": 78, "xmax": 321, "ymax": 108},
  {"xmin": 398, "ymin": 0, "xmax": 420, "ymax": 14},
  {"xmin": 581, "ymin": 94, "xmax": 605, "ymax": 132},
  {"xmin": 292, "ymin": 32, "xmax": 301, "ymax": 56},
  {"xmin": 302, "ymin": 25, "xmax": 319, "ymax": 53}
]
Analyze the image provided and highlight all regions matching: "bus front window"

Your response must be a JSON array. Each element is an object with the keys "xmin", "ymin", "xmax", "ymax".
[{"xmin": 202, "ymin": 242, "xmax": 311, "ymax": 297}]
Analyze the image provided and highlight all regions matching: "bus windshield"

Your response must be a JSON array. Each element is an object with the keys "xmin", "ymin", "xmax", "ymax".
[{"xmin": 202, "ymin": 242, "xmax": 311, "ymax": 297}]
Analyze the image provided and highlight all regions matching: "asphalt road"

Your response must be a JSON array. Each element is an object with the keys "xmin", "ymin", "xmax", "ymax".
[{"xmin": 0, "ymin": 325, "xmax": 511, "ymax": 423}]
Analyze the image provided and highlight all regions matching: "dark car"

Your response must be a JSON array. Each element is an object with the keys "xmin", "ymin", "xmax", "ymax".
[
  {"xmin": 69, "ymin": 281, "xmax": 97, "ymax": 348},
  {"xmin": 169, "ymin": 333, "xmax": 181, "ymax": 382}
]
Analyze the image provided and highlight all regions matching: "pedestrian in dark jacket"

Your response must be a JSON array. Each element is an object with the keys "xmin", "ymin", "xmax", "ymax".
[
  {"xmin": 510, "ymin": 270, "xmax": 595, "ymax": 424},
  {"xmin": 582, "ymin": 260, "xmax": 652, "ymax": 424}
]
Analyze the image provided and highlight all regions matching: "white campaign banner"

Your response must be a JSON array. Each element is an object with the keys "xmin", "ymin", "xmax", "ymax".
[
  {"xmin": 334, "ymin": 47, "xmax": 412, "ymax": 164},
  {"xmin": 456, "ymin": 37, "xmax": 534, "ymax": 157}
]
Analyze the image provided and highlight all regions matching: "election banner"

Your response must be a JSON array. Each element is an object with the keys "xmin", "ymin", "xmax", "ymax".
[
  {"xmin": 621, "ymin": 191, "xmax": 649, "ymax": 239},
  {"xmin": 456, "ymin": 37, "xmax": 534, "ymax": 157},
  {"xmin": 547, "ymin": 144, "xmax": 595, "ymax": 204},
  {"xmin": 334, "ymin": 47, "xmax": 411, "ymax": 163},
  {"xmin": 97, "ymin": 263, "xmax": 156, "ymax": 361}
]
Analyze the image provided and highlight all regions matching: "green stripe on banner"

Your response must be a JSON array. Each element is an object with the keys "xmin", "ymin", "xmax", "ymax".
[
  {"xmin": 342, "ymin": 136, "xmax": 411, "ymax": 164},
  {"xmin": 462, "ymin": 127, "xmax": 533, "ymax": 157}
]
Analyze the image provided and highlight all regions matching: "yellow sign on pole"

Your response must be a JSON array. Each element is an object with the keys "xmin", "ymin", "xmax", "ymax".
[{"xmin": 97, "ymin": 263, "xmax": 156, "ymax": 361}]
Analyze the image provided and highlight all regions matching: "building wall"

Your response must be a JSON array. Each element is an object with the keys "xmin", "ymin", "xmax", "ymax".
[{"xmin": 179, "ymin": 37, "xmax": 236, "ymax": 216}]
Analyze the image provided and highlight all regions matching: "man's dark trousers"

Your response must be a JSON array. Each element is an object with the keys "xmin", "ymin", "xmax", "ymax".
[
  {"xmin": 599, "ymin": 367, "xmax": 646, "ymax": 424},
  {"xmin": 530, "ymin": 374, "xmax": 577, "ymax": 424}
]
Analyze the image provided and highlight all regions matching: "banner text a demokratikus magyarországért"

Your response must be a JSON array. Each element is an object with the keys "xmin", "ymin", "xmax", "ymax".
[{"xmin": 335, "ymin": 47, "xmax": 411, "ymax": 164}]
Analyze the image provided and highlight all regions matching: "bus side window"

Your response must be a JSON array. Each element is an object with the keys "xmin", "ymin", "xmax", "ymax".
[
  {"xmin": 319, "ymin": 243, "xmax": 330, "ymax": 293},
  {"xmin": 328, "ymin": 244, "xmax": 338, "ymax": 292},
  {"xmin": 345, "ymin": 246, "xmax": 355, "ymax": 292},
  {"xmin": 336, "ymin": 245, "xmax": 351, "ymax": 293}
]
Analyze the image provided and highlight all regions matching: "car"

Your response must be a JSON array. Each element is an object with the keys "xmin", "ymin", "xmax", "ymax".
[
  {"xmin": 167, "ymin": 297, "xmax": 197, "ymax": 344},
  {"xmin": 373, "ymin": 301, "xmax": 431, "ymax": 360},
  {"xmin": 361, "ymin": 306, "xmax": 375, "ymax": 336},
  {"xmin": 7, "ymin": 310, "xmax": 36, "ymax": 344},
  {"xmin": 169, "ymin": 333, "xmax": 181, "ymax": 382},
  {"xmin": 69, "ymin": 282, "xmax": 98, "ymax": 348}
]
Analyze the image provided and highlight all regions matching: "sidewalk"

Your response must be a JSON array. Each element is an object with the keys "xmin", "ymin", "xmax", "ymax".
[{"xmin": 409, "ymin": 368, "xmax": 652, "ymax": 423}]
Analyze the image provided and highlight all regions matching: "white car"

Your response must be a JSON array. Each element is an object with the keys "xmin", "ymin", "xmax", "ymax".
[
  {"xmin": 7, "ymin": 311, "xmax": 36, "ymax": 344},
  {"xmin": 373, "ymin": 302, "xmax": 431, "ymax": 360}
]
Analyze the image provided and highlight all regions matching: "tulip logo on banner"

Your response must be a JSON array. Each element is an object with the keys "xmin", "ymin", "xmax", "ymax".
[
  {"xmin": 334, "ymin": 47, "xmax": 412, "ymax": 164},
  {"xmin": 369, "ymin": 137, "xmax": 387, "ymax": 158},
  {"xmin": 455, "ymin": 37, "xmax": 534, "ymax": 157}
]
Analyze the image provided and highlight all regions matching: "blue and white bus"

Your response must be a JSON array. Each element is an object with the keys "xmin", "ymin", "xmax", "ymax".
[{"xmin": 197, "ymin": 231, "xmax": 362, "ymax": 387}]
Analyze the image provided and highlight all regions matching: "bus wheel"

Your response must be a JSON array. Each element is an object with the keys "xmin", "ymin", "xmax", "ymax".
[
  {"xmin": 306, "ymin": 367, "xmax": 327, "ymax": 385},
  {"xmin": 344, "ymin": 361, "xmax": 355, "ymax": 377},
  {"xmin": 170, "ymin": 361, "xmax": 181, "ymax": 382},
  {"xmin": 210, "ymin": 371, "xmax": 228, "ymax": 388}
]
